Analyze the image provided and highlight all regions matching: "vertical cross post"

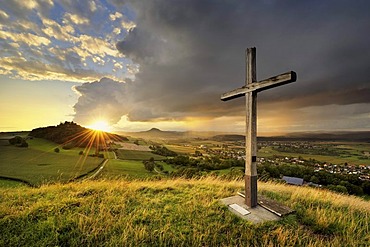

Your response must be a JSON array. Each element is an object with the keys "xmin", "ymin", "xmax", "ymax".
[
  {"xmin": 245, "ymin": 48, "xmax": 257, "ymax": 207},
  {"xmin": 221, "ymin": 47, "xmax": 297, "ymax": 209}
]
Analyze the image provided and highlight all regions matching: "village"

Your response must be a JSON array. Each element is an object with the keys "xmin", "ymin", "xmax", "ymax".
[{"xmin": 192, "ymin": 140, "xmax": 370, "ymax": 182}]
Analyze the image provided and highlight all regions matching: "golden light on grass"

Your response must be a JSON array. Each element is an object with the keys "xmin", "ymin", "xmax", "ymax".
[{"xmin": 1, "ymin": 178, "xmax": 369, "ymax": 246}]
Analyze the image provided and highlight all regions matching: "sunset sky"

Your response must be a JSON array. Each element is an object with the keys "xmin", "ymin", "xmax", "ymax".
[{"xmin": 1, "ymin": 0, "xmax": 369, "ymax": 135}]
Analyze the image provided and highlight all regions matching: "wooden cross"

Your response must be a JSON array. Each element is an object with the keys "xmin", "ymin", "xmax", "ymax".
[{"xmin": 221, "ymin": 47, "xmax": 297, "ymax": 208}]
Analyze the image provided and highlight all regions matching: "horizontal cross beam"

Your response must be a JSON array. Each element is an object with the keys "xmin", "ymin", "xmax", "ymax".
[{"xmin": 221, "ymin": 71, "xmax": 297, "ymax": 101}]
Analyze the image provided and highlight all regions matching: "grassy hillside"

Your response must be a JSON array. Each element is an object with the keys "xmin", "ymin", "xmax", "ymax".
[
  {"xmin": 100, "ymin": 159, "xmax": 174, "ymax": 178},
  {"xmin": 1, "ymin": 178, "xmax": 369, "ymax": 246},
  {"xmin": 0, "ymin": 138, "xmax": 104, "ymax": 186}
]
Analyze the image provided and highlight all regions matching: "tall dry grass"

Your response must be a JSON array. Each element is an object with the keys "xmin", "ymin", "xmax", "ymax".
[{"xmin": 0, "ymin": 177, "xmax": 369, "ymax": 246}]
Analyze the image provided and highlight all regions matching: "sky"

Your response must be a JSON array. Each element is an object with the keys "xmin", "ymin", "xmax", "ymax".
[{"xmin": 0, "ymin": 0, "xmax": 369, "ymax": 135}]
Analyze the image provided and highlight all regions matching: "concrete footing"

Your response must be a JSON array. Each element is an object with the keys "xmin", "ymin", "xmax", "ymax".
[{"xmin": 220, "ymin": 195, "xmax": 280, "ymax": 224}]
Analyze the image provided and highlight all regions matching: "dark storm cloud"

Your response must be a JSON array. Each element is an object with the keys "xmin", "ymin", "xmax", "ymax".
[{"xmin": 115, "ymin": 0, "xmax": 370, "ymax": 120}]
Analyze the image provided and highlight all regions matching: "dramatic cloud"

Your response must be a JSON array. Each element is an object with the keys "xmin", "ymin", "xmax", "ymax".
[
  {"xmin": 113, "ymin": 0, "xmax": 370, "ymax": 127},
  {"xmin": 1, "ymin": 0, "xmax": 369, "ymax": 132},
  {"xmin": 72, "ymin": 77, "xmax": 134, "ymax": 125},
  {"xmin": 0, "ymin": 0, "xmax": 135, "ymax": 82}
]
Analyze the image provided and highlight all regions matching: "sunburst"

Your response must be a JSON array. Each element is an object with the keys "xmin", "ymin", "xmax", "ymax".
[{"xmin": 88, "ymin": 120, "xmax": 111, "ymax": 132}]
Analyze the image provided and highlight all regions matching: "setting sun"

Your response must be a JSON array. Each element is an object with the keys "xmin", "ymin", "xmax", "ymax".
[{"xmin": 88, "ymin": 120, "xmax": 111, "ymax": 132}]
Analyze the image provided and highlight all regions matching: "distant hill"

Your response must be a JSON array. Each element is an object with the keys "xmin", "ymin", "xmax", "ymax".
[
  {"xmin": 210, "ymin": 131, "xmax": 370, "ymax": 142},
  {"xmin": 121, "ymin": 128, "xmax": 237, "ymax": 140},
  {"xmin": 29, "ymin": 121, "xmax": 128, "ymax": 147},
  {"xmin": 122, "ymin": 128, "xmax": 186, "ymax": 139},
  {"xmin": 261, "ymin": 131, "xmax": 370, "ymax": 142},
  {"xmin": 122, "ymin": 128, "xmax": 370, "ymax": 142}
]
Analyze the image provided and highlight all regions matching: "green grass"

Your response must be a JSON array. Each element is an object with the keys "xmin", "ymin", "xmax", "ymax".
[
  {"xmin": 0, "ymin": 178, "xmax": 369, "ymax": 246},
  {"xmin": 0, "ymin": 138, "xmax": 104, "ymax": 186},
  {"xmin": 115, "ymin": 149, "xmax": 166, "ymax": 161},
  {"xmin": 100, "ymin": 159, "xmax": 152, "ymax": 178},
  {"xmin": 100, "ymin": 160, "xmax": 175, "ymax": 179},
  {"xmin": 158, "ymin": 161, "xmax": 175, "ymax": 172},
  {"xmin": 0, "ymin": 178, "xmax": 26, "ymax": 188}
]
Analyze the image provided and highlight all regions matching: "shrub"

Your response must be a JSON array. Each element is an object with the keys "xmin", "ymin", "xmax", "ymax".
[
  {"xmin": 54, "ymin": 148, "xmax": 60, "ymax": 153},
  {"xmin": 9, "ymin": 136, "xmax": 23, "ymax": 145},
  {"xmin": 143, "ymin": 158, "xmax": 155, "ymax": 172}
]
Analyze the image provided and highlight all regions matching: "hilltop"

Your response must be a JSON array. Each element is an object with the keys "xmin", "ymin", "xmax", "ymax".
[
  {"xmin": 29, "ymin": 121, "xmax": 128, "ymax": 147},
  {"xmin": 122, "ymin": 128, "xmax": 186, "ymax": 139},
  {"xmin": 1, "ymin": 177, "xmax": 369, "ymax": 246}
]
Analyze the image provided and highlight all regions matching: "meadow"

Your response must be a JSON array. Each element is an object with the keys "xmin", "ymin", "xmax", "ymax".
[
  {"xmin": 99, "ymin": 159, "xmax": 174, "ymax": 179},
  {"xmin": 0, "ymin": 136, "xmax": 175, "ymax": 187},
  {"xmin": 115, "ymin": 149, "xmax": 166, "ymax": 161},
  {"xmin": 0, "ymin": 177, "xmax": 369, "ymax": 246},
  {"xmin": 0, "ymin": 138, "xmax": 104, "ymax": 186}
]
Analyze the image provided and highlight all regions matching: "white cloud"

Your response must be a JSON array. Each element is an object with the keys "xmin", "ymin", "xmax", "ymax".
[
  {"xmin": 42, "ymin": 18, "xmax": 78, "ymax": 42},
  {"xmin": 114, "ymin": 62, "xmax": 123, "ymax": 69},
  {"xmin": 13, "ymin": 0, "xmax": 53, "ymax": 10},
  {"xmin": 79, "ymin": 34, "xmax": 118, "ymax": 57},
  {"xmin": 0, "ymin": 30, "xmax": 51, "ymax": 46},
  {"xmin": 63, "ymin": 13, "xmax": 90, "ymax": 25},
  {"xmin": 109, "ymin": 12, "xmax": 123, "ymax": 21},
  {"xmin": 113, "ymin": 27, "xmax": 121, "ymax": 35},
  {"xmin": 121, "ymin": 20, "xmax": 136, "ymax": 31},
  {"xmin": 14, "ymin": 0, "xmax": 39, "ymax": 10},
  {"xmin": 0, "ymin": 1, "xmax": 137, "ymax": 83},
  {"xmin": 0, "ymin": 9, "xmax": 9, "ymax": 19},
  {"xmin": 89, "ymin": 1, "xmax": 97, "ymax": 12}
]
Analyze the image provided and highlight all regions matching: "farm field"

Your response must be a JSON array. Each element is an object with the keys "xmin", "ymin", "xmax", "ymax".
[
  {"xmin": 259, "ymin": 144, "xmax": 370, "ymax": 165},
  {"xmin": 164, "ymin": 144, "xmax": 194, "ymax": 154},
  {"xmin": 0, "ymin": 138, "xmax": 104, "ymax": 186},
  {"xmin": 115, "ymin": 149, "xmax": 166, "ymax": 161},
  {"xmin": 114, "ymin": 142, "xmax": 151, "ymax": 151}
]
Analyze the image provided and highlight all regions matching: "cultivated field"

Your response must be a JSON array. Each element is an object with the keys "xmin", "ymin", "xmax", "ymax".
[
  {"xmin": 115, "ymin": 149, "xmax": 166, "ymax": 161},
  {"xmin": 259, "ymin": 144, "xmax": 370, "ymax": 165},
  {"xmin": 115, "ymin": 142, "xmax": 151, "ymax": 151}
]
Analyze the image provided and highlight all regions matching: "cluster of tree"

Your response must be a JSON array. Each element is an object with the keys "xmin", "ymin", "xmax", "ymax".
[
  {"xmin": 165, "ymin": 155, "xmax": 243, "ymax": 171},
  {"xmin": 258, "ymin": 163, "xmax": 370, "ymax": 196},
  {"xmin": 29, "ymin": 121, "xmax": 128, "ymax": 148},
  {"xmin": 150, "ymin": 145, "xmax": 178, "ymax": 157},
  {"xmin": 143, "ymin": 157, "xmax": 155, "ymax": 172},
  {"xmin": 142, "ymin": 157, "xmax": 164, "ymax": 172},
  {"xmin": 8, "ymin": 136, "xmax": 28, "ymax": 148}
]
